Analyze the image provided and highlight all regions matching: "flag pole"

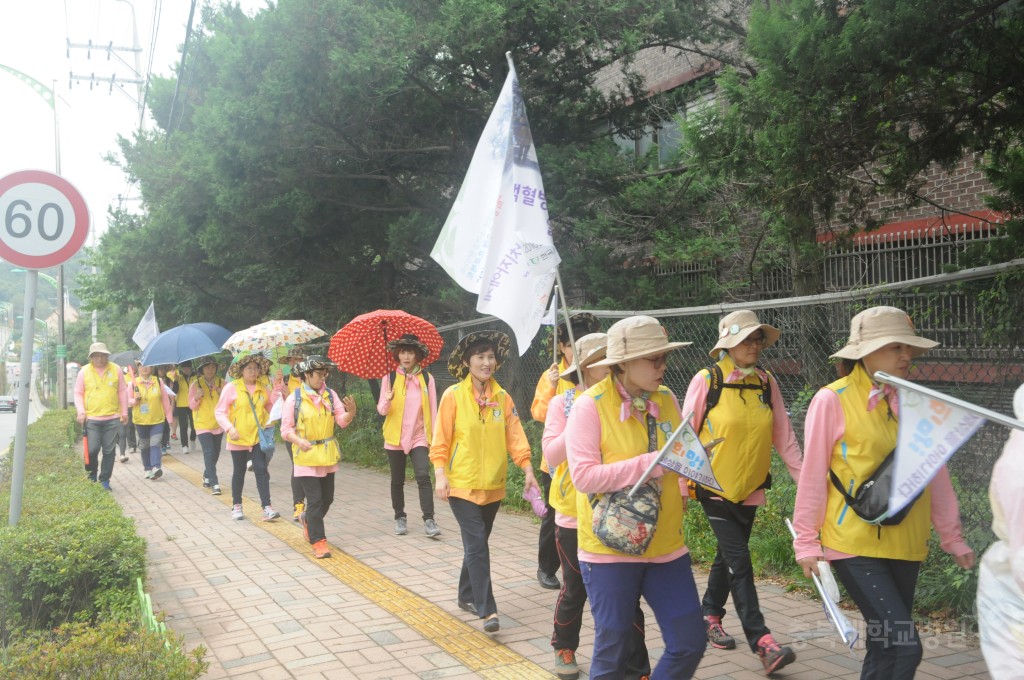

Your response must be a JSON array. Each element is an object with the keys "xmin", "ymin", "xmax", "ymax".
[
  {"xmin": 551, "ymin": 284, "xmax": 559, "ymax": 366},
  {"xmin": 554, "ymin": 269, "xmax": 583, "ymax": 385},
  {"xmin": 874, "ymin": 371, "xmax": 1024, "ymax": 432}
]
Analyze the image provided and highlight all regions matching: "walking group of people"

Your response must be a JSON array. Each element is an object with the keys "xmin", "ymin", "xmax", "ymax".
[{"xmin": 74, "ymin": 303, "xmax": 976, "ymax": 680}]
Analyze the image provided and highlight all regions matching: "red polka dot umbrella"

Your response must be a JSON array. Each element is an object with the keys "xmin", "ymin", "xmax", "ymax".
[{"xmin": 328, "ymin": 310, "xmax": 444, "ymax": 380}]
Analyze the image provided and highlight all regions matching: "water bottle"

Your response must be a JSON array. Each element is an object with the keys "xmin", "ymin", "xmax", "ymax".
[{"xmin": 523, "ymin": 486, "xmax": 548, "ymax": 518}]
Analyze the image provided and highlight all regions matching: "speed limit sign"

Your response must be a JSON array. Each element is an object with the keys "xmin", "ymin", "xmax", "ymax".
[{"xmin": 0, "ymin": 170, "xmax": 89, "ymax": 269}]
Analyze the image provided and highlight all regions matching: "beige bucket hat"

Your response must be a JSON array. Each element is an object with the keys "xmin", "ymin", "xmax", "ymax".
[
  {"xmin": 88, "ymin": 342, "xmax": 111, "ymax": 357},
  {"xmin": 560, "ymin": 333, "xmax": 609, "ymax": 378},
  {"xmin": 831, "ymin": 306, "xmax": 938, "ymax": 360},
  {"xmin": 592, "ymin": 316, "xmax": 691, "ymax": 367},
  {"xmin": 709, "ymin": 310, "xmax": 781, "ymax": 358}
]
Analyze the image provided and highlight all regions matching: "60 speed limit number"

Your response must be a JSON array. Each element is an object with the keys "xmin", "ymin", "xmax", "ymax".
[{"xmin": 0, "ymin": 170, "xmax": 90, "ymax": 269}]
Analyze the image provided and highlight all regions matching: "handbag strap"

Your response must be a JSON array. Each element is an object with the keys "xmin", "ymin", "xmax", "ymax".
[
  {"xmin": 243, "ymin": 386, "xmax": 264, "ymax": 427},
  {"xmin": 646, "ymin": 413, "xmax": 657, "ymax": 452}
]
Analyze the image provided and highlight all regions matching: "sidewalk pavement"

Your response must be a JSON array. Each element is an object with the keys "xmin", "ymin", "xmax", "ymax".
[{"xmin": 108, "ymin": 444, "xmax": 990, "ymax": 680}]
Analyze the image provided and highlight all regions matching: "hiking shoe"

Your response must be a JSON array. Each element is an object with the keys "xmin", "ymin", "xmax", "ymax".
[
  {"xmin": 312, "ymin": 539, "xmax": 331, "ymax": 559},
  {"xmin": 120, "ymin": 452, "xmax": 129, "ymax": 463},
  {"xmin": 293, "ymin": 502, "xmax": 304, "ymax": 522},
  {"xmin": 203, "ymin": 477, "xmax": 210, "ymax": 488},
  {"xmin": 706, "ymin": 615, "xmax": 736, "ymax": 650},
  {"xmin": 537, "ymin": 569, "xmax": 561, "ymax": 590},
  {"xmin": 300, "ymin": 512, "xmax": 309, "ymax": 543},
  {"xmin": 424, "ymin": 519, "xmax": 441, "ymax": 538},
  {"xmin": 232, "ymin": 504, "xmax": 244, "ymax": 520},
  {"xmin": 457, "ymin": 600, "xmax": 477, "ymax": 615},
  {"xmin": 129, "ymin": 447, "xmax": 138, "ymax": 454},
  {"xmin": 182, "ymin": 444, "xmax": 190, "ymax": 454},
  {"xmin": 395, "ymin": 517, "xmax": 407, "ymax": 535},
  {"xmin": 151, "ymin": 468, "xmax": 163, "ymax": 480},
  {"xmin": 145, "ymin": 469, "xmax": 154, "ymax": 480},
  {"xmin": 554, "ymin": 649, "xmax": 580, "ymax": 680},
  {"xmin": 246, "ymin": 459, "xmax": 253, "ymax": 472},
  {"xmin": 262, "ymin": 506, "xmax": 280, "ymax": 521},
  {"xmin": 483, "ymin": 614, "xmax": 500, "ymax": 633},
  {"xmin": 212, "ymin": 484, "xmax": 222, "ymax": 496},
  {"xmin": 100, "ymin": 480, "xmax": 112, "ymax": 491},
  {"xmin": 756, "ymin": 634, "xmax": 795, "ymax": 676}
]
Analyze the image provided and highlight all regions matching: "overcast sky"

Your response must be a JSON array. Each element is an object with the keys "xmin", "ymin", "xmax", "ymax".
[{"xmin": 0, "ymin": 0, "xmax": 266, "ymax": 246}]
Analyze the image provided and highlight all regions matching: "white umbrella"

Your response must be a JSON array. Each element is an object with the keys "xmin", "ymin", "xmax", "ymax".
[{"xmin": 222, "ymin": 319, "xmax": 326, "ymax": 354}]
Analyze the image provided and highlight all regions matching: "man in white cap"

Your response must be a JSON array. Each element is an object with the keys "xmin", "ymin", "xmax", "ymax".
[{"xmin": 73, "ymin": 342, "xmax": 128, "ymax": 490}]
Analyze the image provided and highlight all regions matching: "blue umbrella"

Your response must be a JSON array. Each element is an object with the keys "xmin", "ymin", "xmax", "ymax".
[
  {"xmin": 188, "ymin": 322, "xmax": 232, "ymax": 348},
  {"xmin": 139, "ymin": 324, "xmax": 226, "ymax": 366}
]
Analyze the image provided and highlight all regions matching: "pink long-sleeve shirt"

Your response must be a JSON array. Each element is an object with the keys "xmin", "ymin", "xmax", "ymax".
[
  {"xmin": 680, "ymin": 367, "xmax": 803, "ymax": 505},
  {"xmin": 542, "ymin": 391, "xmax": 577, "ymax": 529},
  {"xmin": 566, "ymin": 384, "xmax": 688, "ymax": 564},
  {"xmin": 376, "ymin": 369, "xmax": 438, "ymax": 454},
  {"xmin": 792, "ymin": 388, "xmax": 971, "ymax": 562},
  {"xmin": 214, "ymin": 380, "xmax": 282, "ymax": 451},
  {"xmin": 281, "ymin": 385, "xmax": 352, "ymax": 477},
  {"xmin": 74, "ymin": 363, "xmax": 128, "ymax": 420}
]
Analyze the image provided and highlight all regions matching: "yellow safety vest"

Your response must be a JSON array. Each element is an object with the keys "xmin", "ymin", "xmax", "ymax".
[
  {"xmin": 445, "ymin": 375, "xmax": 510, "ymax": 492},
  {"xmin": 820, "ymin": 364, "xmax": 932, "ymax": 560},
  {"xmin": 192, "ymin": 376, "xmax": 224, "ymax": 431},
  {"xmin": 698, "ymin": 355, "xmax": 775, "ymax": 502},
  {"xmin": 82, "ymin": 362, "xmax": 122, "ymax": 418},
  {"xmin": 132, "ymin": 377, "xmax": 167, "ymax": 426},
  {"xmin": 549, "ymin": 388, "xmax": 581, "ymax": 519},
  {"xmin": 226, "ymin": 379, "xmax": 271, "ymax": 448},
  {"xmin": 382, "ymin": 371, "xmax": 432, "ymax": 447},
  {"xmin": 174, "ymin": 373, "xmax": 195, "ymax": 408},
  {"xmin": 291, "ymin": 387, "xmax": 341, "ymax": 467},
  {"xmin": 576, "ymin": 376, "xmax": 686, "ymax": 558}
]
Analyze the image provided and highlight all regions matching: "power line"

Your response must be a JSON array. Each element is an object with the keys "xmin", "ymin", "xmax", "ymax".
[{"xmin": 165, "ymin": 0, "xmax": 197, "ymax": 136}]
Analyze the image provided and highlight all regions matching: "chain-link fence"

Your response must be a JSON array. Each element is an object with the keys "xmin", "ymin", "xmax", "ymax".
[{"xmin": 431, "ymin": 263, "xmax": 1023, "ymax": 554}]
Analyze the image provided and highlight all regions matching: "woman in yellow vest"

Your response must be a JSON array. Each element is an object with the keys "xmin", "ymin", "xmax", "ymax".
[
  {"xmin": 542, "ymin": 333, "xmax": 652, "ymax": 680},
  {"xmin": 275, "ymin": 348, "xmax": 308, "ymax": 521},
  {"xmin": 130, "ymin": 363, "xmax": 176, "ymax": 479},
  {"xmin": 792, "ymin": 306, "xmax": 975, "ymax": 680},
  {"xmin": 173, "ymin": 361, "xmax": 197, "ymax": 453},
  {"xmin": 531, "ymin": 312, "xmax": 601, "ymax": 591},
  {"xmin": 189, "ymin": 356, "xmax": 226, "ymax": 495},
  {"xmin": 215, "ymin": 354, "xmax": 285, "ymax": 522},
  {"xmin": 281, "ymin": 356, "xmax": 356, "ymax": 559},
  {"xmin": 377, "ymin": 334, "xmax": 440, "ymax": 538},
  {"xmin": 430, "ymin": 330, "xmax": 540, "ymax": 634},
  {"xmin": 680, "ymin": 310, "xmax": 801, "ymax": 675},
  {"xmin": 565, "ymin": 316, "xmax": 705, "ymax": 679}
]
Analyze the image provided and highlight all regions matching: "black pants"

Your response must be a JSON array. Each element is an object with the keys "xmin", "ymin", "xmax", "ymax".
[
  {"xmin": 832, "ymin": 556, "xmax": 922, "ymax": 680},
  {"xmin": 450, "ymin": 497, "xmax": 500, "ymax": 618},
  {"xmin": 285, "ymin": 442, "xmax": 304, "ymax": 507},
  {"xmin": 175, "ymin": 406, "xmax": 195, "ymax": 443},
  {"xmin": 553, "ymin": 525, "xmax": 651, "ymax": 677},
  {"xmin": 537, "ymin": 470, "xmax": 560, "ymax": 577},
  {"xmin": 298, "ymin": 474, "xmax": 335, "ymax": 544},
  {"xmin": 386, "ymin": 447, "xmax": 434, "ymax": 520},
  {"xmin": 198, "ymin": 431, "xmax": 223, "ymax": 485},
  {"xmin": 700, "ymin": 499, "xmax": 769, "ymax": 651},
  {"xmin": 118, "ymin": 409, "xmax": 136, "ymax": 455},
  {"xmin": 231, "ymin": 447, "xmax": 271, "ymax": 507}
]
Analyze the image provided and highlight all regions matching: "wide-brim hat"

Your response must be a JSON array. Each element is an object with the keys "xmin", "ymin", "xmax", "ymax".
[
  {"xmin": 386, "ymin": 333, "xmax": 430, "ymax": 358},
  {"xmin": 560, "ymin": 333, "xmax": 609, "ymax": 378},
  {"xmin": 831, "ymin": 306, "xmax": 939, "ymax": 360},
  {"xmin": 293, "ymin": 355, "xmax": 336, "ymax": 379},
  {"xmin": 228, "ymin": 353, "xmax": 271, "ymax": 378},
  {"xmin": 592, "ymin": 316, "xmax": 691, "ymax": 366},
  {"xmin": 709, "ymin": 310, "xmax": 781, "ymax": 358},
  {"xmin": 557, "ymin": 312, "xmax": 601, "ymax": 344},
  {"xmin": 195, "ymin": 356, "xmax": 218, "ymax": 371},
  {"xmin": 88, "ymin": 342, "xmax": 111, "ymax": 357},
  {"xmin": 447, "ymin": 330, "xmax": 511, "ymax": 380}
]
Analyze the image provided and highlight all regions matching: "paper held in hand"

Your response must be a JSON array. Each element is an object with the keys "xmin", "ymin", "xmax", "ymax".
[{"xmin": 628, "ymin": 416, "xmax": 723, "ymax": 498}]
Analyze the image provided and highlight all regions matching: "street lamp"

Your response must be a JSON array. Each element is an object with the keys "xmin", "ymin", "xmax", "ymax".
[{"xmin": 10, "ymin": 268, "xmax": 67, "ymax": 409}]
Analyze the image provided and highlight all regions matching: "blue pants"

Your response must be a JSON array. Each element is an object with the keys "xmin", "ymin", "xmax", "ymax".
[
  {"xmin": 198, "ymin": 432, "xmax": 223, "ymax": 485},
  {"xmin": 136, "ymin": 422, "xmax": 164, "ymax": 470},
  {"xmin": 581, "ymin": 553, "xmax": 705, "ymax": 679}
]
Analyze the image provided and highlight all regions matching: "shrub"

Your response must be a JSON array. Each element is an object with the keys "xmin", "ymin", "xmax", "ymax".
[{"xmin": 0, "ymin": 620, "xmax": 207, "ymax": 679}]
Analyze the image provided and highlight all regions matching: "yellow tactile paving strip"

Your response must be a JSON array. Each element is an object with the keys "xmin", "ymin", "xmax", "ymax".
[{"xmin": 161, "ymin": 454, "xmax": 553, "ymax": 678}]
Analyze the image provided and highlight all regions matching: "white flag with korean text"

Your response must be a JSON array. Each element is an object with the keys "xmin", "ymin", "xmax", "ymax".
[
  {"xmin": 430, "ymin": 58, "xmax": 560, "ymax": 354},
  {"xmin": 656, "ymin": 419, "xmax": 723, "ymax": 492},
  {"xmin": 889, "ymin": 386, "xmax": 984, "ymax": 517},
  {"xmin": 132, "ymin": 302, "xmax": 160, "ymax": 350}
]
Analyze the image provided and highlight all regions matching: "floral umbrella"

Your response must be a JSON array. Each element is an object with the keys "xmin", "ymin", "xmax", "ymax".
[
  {"xmin": 222, "ymin": 320, "xmax": 326, "ymax": 354},
  {"xmin": 327, "ymin": 309, "xmax": 443, "ymax": 380}
]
